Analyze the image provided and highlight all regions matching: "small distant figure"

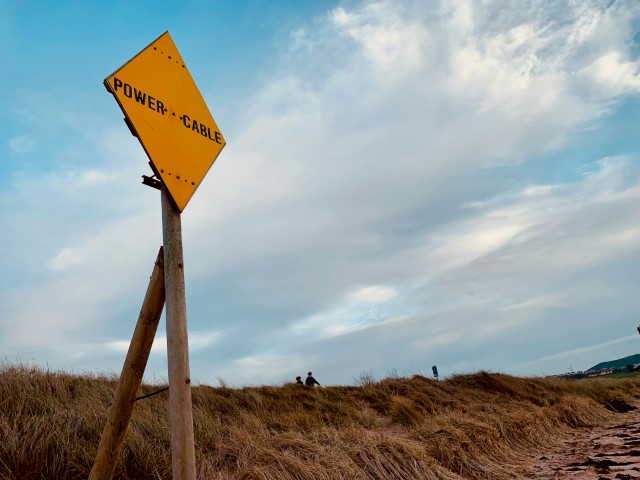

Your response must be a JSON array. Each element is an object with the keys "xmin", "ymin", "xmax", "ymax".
[
  {"xmin": 637, "ymin": 325, "xmax": 640, "ymax": 335},
  {"xmin": 305, "ymin": 371, "xmax": 320, "ymax": 387},
  {"xmin": 295, "ymin": 376, "xmax": 303, "ymax": 385},
  {"xmin": 432, "ymin": 365, "xmax": 439, "ymax": 380}
]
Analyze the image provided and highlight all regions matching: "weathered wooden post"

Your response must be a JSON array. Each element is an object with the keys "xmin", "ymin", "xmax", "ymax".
[
  {"xmin": 161, "ymin": 186, "xmax": 197, "ymax": 479},
  {"xmin": 89, "ymin": 248, "xmax": 165, "ymax": 480}
]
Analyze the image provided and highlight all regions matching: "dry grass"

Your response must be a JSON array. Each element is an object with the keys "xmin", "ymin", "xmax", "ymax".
[{"xmin": 1, "ymin": 363, "xmax": 638, "ymax": 479}]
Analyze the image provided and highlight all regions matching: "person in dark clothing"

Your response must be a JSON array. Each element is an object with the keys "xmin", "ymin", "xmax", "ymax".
[
  {"xmin": 295, "ymin": 376, "xmax": 303, "ymax": 385},
  {"xmin": 305, "ymin": 371, "xmax": 320, "ymax": 387}
]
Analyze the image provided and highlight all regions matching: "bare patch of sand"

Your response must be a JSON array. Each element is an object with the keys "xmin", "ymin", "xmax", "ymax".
[{"xmin": 526, "ymin": 403, "xmax": 640, "ymax": 479}]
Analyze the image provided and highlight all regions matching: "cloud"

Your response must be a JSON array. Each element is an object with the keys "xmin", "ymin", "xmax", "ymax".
[
  {"xmin": 8, "ymin": 134, "xmax": 38, "ymax": 155},
  {"xmin": 346, "ymin": 285, "xmax": 397, "ymax": 304},
  {"xmin": 516, "ymin": 334, "xmax": 639, "ymax": 368},
  {"xmin": 330, "ymin": 4, "xmax": 426, "ymax": 74},
  {"xmin": 513, "ymin": 334, "xmax": 640, "ymax": 374},
  {"xmin": 103, "ymin": 329, "xmax": 224, "ymax": 355},
  {"xmin": 1, "ymin": 0, "xmax": 639, "ymax": 384},
  {"xmin": 582, "ymin": 51, "xmax": 640, "ymax": 95},
  {"xmin": 189, "ymin": 330, "xmax": 226, "ymax": 351},
  {"xmin": 48, "ymin": 247, "xmax": 87, "ymax": 272}
]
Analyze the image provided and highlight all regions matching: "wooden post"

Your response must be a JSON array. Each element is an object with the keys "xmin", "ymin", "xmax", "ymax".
[
  {"xmin": 161, "ymin": 186, "xmax": 197, "ymax": 480},
  {"xmin": 89, "ymin": 247, "xmax": 166, "ymax": 480}
]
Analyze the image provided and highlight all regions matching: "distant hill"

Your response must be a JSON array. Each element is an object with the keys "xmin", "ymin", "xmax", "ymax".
[{"xmin": 588, "ymin": 353, "xmax": 640, "ymax": 372}]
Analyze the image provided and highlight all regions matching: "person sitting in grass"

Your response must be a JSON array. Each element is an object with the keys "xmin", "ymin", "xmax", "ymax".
[
  {"xmin": 295, "ymin": 376, "xmax": 303, "ymax": 385},
  {"xmin": 305, "ymin": 371, "xmax": 320, "ymax": 387}
]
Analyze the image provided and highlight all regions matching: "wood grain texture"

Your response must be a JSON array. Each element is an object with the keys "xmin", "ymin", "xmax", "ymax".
[
  {"xmin": 161, "ymin": 187, "xmax": 197, "ymax": 480},
  {"xmin": 89, "ymin": 247, "xmax": 166, "ymax": 480}
]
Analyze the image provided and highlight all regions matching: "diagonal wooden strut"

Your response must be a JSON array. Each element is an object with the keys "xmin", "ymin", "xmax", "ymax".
[{"xmin": 89, "ymin": 247, "xmax": 166, "ymax": 480}]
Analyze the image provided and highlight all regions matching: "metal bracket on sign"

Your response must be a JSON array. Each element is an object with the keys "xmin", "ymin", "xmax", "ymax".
[
  {"xmin": 142, "ymin": 174, "xmax": 162, "ymax": 190},
  {"xmin": 142, "ymin": 162, "xmax": 163, "ymax": 190}
]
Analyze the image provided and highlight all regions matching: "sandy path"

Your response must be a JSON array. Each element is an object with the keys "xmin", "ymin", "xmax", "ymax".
[{"xmin": 526, "ymin": 404, "xmax": 640, "ymax": 479}]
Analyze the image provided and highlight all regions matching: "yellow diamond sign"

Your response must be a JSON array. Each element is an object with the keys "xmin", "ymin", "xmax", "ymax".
[{"xmin": 104, "ymin": 31, "xmax": 226, "ymax": 212}]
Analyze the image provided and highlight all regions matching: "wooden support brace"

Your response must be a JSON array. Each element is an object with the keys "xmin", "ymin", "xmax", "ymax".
[{"xmin": 88, "ymin": 247, "xmax": 166, "ymax": 480}]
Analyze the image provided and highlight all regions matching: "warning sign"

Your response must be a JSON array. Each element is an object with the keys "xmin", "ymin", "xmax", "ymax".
[{"xmin": 104, "ymin": 31, "xmax": 226, "ymax": 212}]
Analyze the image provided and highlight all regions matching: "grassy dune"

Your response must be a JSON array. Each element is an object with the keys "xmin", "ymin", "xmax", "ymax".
[{"xmin": 1, "ymin": 364, "xmax": 639, "ymax": 479}]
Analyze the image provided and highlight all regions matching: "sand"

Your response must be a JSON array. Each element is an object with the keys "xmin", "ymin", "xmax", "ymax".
[{"xmin": 526, "ymin": 403, "xmax": 640, "ymax": 479}]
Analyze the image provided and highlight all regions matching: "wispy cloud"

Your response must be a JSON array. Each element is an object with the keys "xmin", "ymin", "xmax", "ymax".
[
  {"xmin": 8, "ymin": 134, "xmax": 38, "ymax": 155},
  {"xmin": 1, "ymin": 0, "xmax": 639, "ymax": 384}
]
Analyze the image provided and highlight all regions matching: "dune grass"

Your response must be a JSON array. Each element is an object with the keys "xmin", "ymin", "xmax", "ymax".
[{"xmin": 1, "ymin": 363, "xmax": 638, "ymax": 479}]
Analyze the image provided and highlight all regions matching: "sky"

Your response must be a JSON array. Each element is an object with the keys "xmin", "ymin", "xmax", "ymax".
[{"xmin": 1, "ymin": 0, "xmax": 639, "ymax": 386}]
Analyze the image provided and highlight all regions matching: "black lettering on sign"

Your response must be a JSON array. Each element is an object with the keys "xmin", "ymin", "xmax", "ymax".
[
  {"xmin": 207, "ymin": 127, "xmax": 223, "ymax": 145},
  {"xmin": 180, "ymin": 114, "xmax": 223, "ymax": 144},
  {"xmin": 112, "ymin": 78, "xmax": 167, "ymax": 117},
  {"xmin": 134, "ymin": 89, "xmax": 146, "ymax": 104}
]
